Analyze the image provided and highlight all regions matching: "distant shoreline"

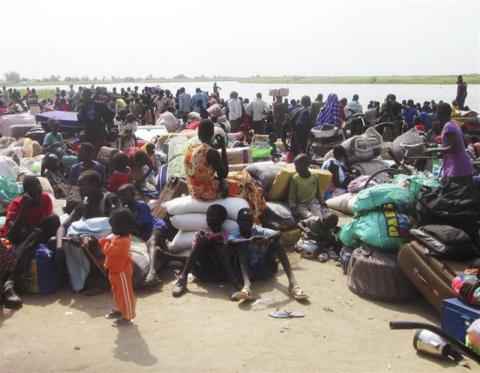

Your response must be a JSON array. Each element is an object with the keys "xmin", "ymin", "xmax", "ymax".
[{"xmin": 4, "ymin": 73, "xmax": 480, "ymax": 87}]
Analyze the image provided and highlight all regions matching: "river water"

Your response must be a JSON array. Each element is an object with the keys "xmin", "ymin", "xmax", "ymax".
[{"xmin": 20, "ymin": 81, "xmax": 480, "ymax": 110}]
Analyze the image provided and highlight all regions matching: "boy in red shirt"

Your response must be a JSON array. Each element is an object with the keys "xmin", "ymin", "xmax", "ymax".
[{"xmin": 98, "ymin": 208, "xmax": 136, "ymax": 327}]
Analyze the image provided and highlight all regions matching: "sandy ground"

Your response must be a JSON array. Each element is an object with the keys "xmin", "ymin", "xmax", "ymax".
[{"xmin": 0, "ymin": 250, "xmax": 472, "ymax": 373}]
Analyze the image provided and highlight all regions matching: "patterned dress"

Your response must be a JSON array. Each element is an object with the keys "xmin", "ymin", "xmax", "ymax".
[{"xmin": 184, "ymin": 143, "xmax": 267, "ymax": 220}]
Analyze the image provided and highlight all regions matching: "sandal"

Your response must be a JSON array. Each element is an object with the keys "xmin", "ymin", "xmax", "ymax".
[
  {"xmin": 105, "ymin": 309, "xmax": 122, "ymax": 319},
  {"xmin": 288, "ymin": 284, "xmax": 309, "ymax": 300},
  {"xmin": 269, "ymin": 309, "xmax": 305, "ymax": 318},
  {"xmin": 230, "ymin": 287, "xmax": 254, "ymax": 301},
  {"xmin": 3, "ymin": 288, "xmax": 22, "ymax": 309},
  {"xmin": 172, "ymin": 278, "xmax": 187, "ymax": 298},
  {"xmin": 111, "ymin": 318, "xmax": 132, "ymax": 327}
]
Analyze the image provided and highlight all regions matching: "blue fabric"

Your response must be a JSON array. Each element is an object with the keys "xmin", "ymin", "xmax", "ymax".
[
  {"xmin": 63, "ymin": 241, "xmax": 90, "ymax": 292},
  {"xmin": 419, "ymin": 112, "xmax": 432, "ymax": 130},
  {"xmin": 35, "ymin": 111, "xmax": 79, "ymax": 127},
  {"xmin": 228, "ymin": 225, "xmax": 278, "ymax": 280},
  {"xmin": 67, "ymin": 217, "xmax": 112, "ymax": 238},
  {"xmin": 35, "ymin": 244, "xmax": 60, "ymax": 295},
  {"xmin": 316, "ymin": 94, "xmax": 340, "ymax": 127},
  {"xmin": 191, "ymin": 92, "xmax": 208, "ymax": 110},
  {"xmin": 404, "ymin": 107, "xmax": 418, "ymax": 127},
  {"xmin": 130, "ymin": 201, "xmax": 166, "ymax": 240}
]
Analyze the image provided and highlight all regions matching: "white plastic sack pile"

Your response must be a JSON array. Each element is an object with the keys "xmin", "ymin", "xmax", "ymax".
[{"xmin": 165, "ymin": 195, "xmax": 247, "ymax": 253}]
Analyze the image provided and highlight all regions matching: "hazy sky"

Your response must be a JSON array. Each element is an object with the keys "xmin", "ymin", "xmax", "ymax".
[{"xmin": 1, "ymin": 0, "xmax": 479, "ymax": 79}]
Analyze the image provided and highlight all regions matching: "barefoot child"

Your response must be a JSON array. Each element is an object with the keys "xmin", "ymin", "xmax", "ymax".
[{"xmin": 99, "ymin": 208, "xmax": 136, "ymax": 327}]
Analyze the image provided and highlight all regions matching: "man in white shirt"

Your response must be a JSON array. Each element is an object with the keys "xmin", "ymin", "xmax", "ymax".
[
  {"xmin": 227, "ymin": 91, "xmax": 242, "ymax": 132},
  {"xmin": 245, "ymin": 93, "xmax": 271, "ymax": 134}
]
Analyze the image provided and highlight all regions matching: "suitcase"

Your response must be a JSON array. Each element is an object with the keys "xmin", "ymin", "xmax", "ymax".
[
  {"xmin": 442, "ymin": 297, "xmax": 480, "ymax": 344},
  {"xmin": 9, "ymin": 124, "xmax": 41, "ymax": 139},
  {"xmin": 151, "ymin": 176, "xmax": 188, "ymax": 218},
  {"xmin": 397, "ymin": 241, "xmax": 466, "ymax": 313}
]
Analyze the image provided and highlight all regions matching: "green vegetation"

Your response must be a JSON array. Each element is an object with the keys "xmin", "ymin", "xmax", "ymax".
[
  {"xmin": 5, "ymin": 74, "xmax": 479, "ymax": 88},
  {"xmin": 237, "ymin": 74, "xmax": 480, "ymax": 85}
]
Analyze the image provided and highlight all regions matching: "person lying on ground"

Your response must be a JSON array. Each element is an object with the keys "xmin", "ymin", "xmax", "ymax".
[
  {"xmin": 117, "ymin": 184, "xmax": 183, "ymax": 284},
  {"xmin": 56, "ymin": 170, "xmax": 121, "ymax": 292},
  {"xmin": 1, "ymin": 176, "xmax": 60, "ymax": 308},
  {"xmin": 288, "ymin": 154, "xmax": 335, "ymax": 222},
  {"xmin": 68, "ymin": 142, "xmax": 106, "ymax": 186},
  {"xmin": 228, "ymin": 208, "xmax": 308, "ymax": 301},
  {"xmin": 172, "ymin": 204, "xmax": 239, "ymax": 298}
]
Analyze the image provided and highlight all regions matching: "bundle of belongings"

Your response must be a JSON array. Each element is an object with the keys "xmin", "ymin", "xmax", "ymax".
[
  {"xmin": 397, "ymin": 181, "xmax": 480, "ymax": 313},
  {"xmin": 336, "ymin": 175, "xmax": 445, "ymax": 303}
]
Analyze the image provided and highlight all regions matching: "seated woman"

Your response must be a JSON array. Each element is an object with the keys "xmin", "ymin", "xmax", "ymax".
[
  {"xmin": 56, "ymin": 170, "xmax": 121, "ymax": 292},
  {"xmin": 1, "ymin": 176, "xmax": 60, "ymax": 308},
  {"xmin": 172, "ymin": 204, "xmax": 239, "ymax": 298},
  {"xmin": 228, "ymin": 208, "xmax": 308, "ymax": 301},
  {"xmin": 42, "ymin": 153, "xmax": 68, "ymax": 199},
  {"xmin": 184, "ymin": 119, "xmax": 266, "ymax": 221}
]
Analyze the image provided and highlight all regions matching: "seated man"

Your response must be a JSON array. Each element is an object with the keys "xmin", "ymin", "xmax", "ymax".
[
  {"xmin": 228, "ymin": 208, "xmax": 308, "ymax": 301},
  {"xmin": 57, "ymin": 170, "xmax": 120, "ymax": 292},
  {"xmin": 1, "ymin": 176, "xmax": 60, "ymax": 308},
  {"xmin": 68, "ymin": 142, "xmax": 106, "ymax": 186},
  {"xmin": 172, "ymin": 205, "xmax": 239, "ymax": 298},
  {"xmin": 288, "ymin": 154, "xmax": 331, "ymax": 220},
  {"xmin": 117, "ymin": 184, "xmax": 181, "ymax": 284}
]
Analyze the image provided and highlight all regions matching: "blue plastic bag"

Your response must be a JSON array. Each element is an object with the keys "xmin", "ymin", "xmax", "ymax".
[{"xmin": 35, "ymin": 244, "xmax": 60, "ymax": 295}]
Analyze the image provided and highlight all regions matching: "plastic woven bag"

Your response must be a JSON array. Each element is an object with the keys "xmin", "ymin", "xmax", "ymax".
[
  {"xmin": 339, "ymin": 211, "xmax": 411, "ymax": 250},
  {"xmin": 0, "ymin": 176, "xmax": 22, "ymax": 202},
  {"xmin": 353, "ymin": 184, "xmax": 412, "ymax": 214}
]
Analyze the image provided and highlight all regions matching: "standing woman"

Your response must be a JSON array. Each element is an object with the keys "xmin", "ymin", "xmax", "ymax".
[{"xmin": 427, "ymin": 103, "xmax": 473, "ymax": 186}]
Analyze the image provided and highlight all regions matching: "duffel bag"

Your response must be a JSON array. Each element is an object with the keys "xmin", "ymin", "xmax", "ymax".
[
  {"xmin": 347, "ymin": 245, "xmax": 418, "ymax": 302},
  {"xmin": 410, "ymin": 225, "xmax": 479, "ymax": 260}
]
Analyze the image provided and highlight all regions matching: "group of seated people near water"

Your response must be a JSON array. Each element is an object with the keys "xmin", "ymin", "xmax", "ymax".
[{"xmin": 0, "ymin": 82, "xmax": 477, "ymax": 326}]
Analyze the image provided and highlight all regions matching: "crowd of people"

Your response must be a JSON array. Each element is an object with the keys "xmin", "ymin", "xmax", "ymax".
[{"xmin": 0, "ymin": 75, "xmax": 477, "ymax": 328}]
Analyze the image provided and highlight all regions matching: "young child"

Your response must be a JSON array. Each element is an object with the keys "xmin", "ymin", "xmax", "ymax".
[
  {"xmin": 172, "ymin": 204, "xmax": 238, "ymax": 298},
  {"xmin": 99, "ymin": 208, "xmax": 136, "ymax": 327},
  {"xmin": 43, "ymin": 119, "xmax": 64, "ymax": 152},
  {"xmin": 321, "ymin": 146, "xmax": 352, "ymax": 199},
  {"xmin": 106, "ymin": 152, "xmax": 132, "ymax": 194},
  {"xmin": 288, "ymin": 154, "xmax": 330, "ymax": 220},
  {"xmin": 144, "ymin": 143, "xmax": 162, "ymax": 174}
]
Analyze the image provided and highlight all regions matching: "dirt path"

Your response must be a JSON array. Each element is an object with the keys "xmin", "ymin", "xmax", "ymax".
[{"xmin": 1, "ymin": 254, "xmax": 468, "ymax": 372}]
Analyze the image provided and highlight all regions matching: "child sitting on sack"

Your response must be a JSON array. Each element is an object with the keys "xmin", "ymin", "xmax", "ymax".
[{"xmin": 288, "ymin": 154, "xmax": 336, "ymax": 222}]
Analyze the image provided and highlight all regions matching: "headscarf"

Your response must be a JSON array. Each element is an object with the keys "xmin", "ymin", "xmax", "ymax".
[{"xmin": 316, "ymin": 93, "xmax": 340, "ymax": 128}]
